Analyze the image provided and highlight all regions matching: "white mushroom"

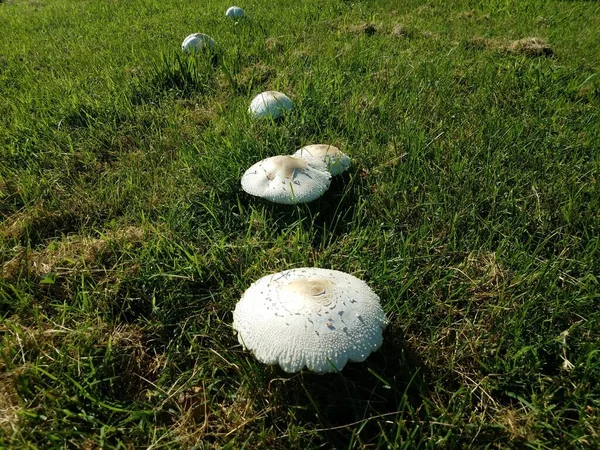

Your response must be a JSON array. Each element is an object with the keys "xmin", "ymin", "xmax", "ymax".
[
  {"xmin": 233, "ymin": 268, "xmax": 387, "ymax": 373},
  {"xmin": 241, "ymin": 155, "xmax": 331, "ymax": 204},
  {"xmin": 293, "ymin": 144, "xmax": 351, "ymax": 176},
  {"xmin": 226, "ymin": 6, "xmax": 244, "ymax": 18},
  {"xmin": 248, "ymin": 91, "xmax": 293, "ymax": 119},
  {"xmin": 181, "ymin": 33, "xmax": 216, "ymax": 53}
]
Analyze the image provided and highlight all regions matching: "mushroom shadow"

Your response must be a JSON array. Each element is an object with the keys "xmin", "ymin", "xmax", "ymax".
[
  {"xmin": 308, "ymin": 168, "xmax": 369, "ymax": 244},
  {"xmin": 235, "ymin": 167, "xmax": 367, "ymax": 246},
  {"xmin": 264, "ymin": 330, "xmax": 430, "ymax": 448}
]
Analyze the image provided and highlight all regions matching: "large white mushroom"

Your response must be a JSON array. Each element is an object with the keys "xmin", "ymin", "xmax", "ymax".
[
  {"xmin": 241, "ymin": 155, "xmax": 331, "ymax": 204},
  {"xmin": 248, "ymin": 91, "xmax": 293, "ymax": 119},
  {"xmin": 293, "ymin": 144, "xmax": 351, "ymax": 176},
  {"xmin": 233, "ymin": 268, "xmax": 387, "ymax": 373},
  {"xmin": 226, "ymin": 6, "xmax": 244, "ymax": 18},
  {"xmin": 181, "ymin": 33, "xmax": 216, "ymax": 53}
]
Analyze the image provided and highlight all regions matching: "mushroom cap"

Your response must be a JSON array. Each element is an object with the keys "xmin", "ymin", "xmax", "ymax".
[
  {"xmin": 293, "ymin": 144, "xmax": 351, "ymax": 176},
  {"xmin": 226, "ymin": 6, "xmax": 244, "ymax": 18},
  {"xmin": 181, "ymin": 33, "xmax": 216, "ymax": 53},
  {"xmin": 233, "ymin": 268, "xmax": 387, "ymax": 373},
  {"xmin": 241, "ymin": 155, "xmax": 331, "ymax": 204},
  {"xmin": 248, "ymin": 91, "xmax": 293, "ymax": 119}
]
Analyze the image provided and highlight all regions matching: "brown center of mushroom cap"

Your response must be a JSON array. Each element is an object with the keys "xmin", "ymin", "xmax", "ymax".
[
  {"xmin": 281, "ymin": 278, "xmax": 334, "ymax": 305},
  {"xmin": 263, "ymin": 156, "xmax": 308, "ymax": 180}
]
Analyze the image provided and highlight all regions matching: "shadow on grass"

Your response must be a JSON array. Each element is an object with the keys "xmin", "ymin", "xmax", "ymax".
[
  {"xmin": 264, "ymin": 330, "xmax": 429, "ymax": 447},
  {"xmin": 129, "ymin": 51, "xmax": 218, "ymax": 105}
]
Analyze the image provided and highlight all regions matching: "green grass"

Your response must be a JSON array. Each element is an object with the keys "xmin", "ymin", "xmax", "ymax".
[{"xmin": 1, "ymin": 0, "xmax": 599, "ymax": 448}]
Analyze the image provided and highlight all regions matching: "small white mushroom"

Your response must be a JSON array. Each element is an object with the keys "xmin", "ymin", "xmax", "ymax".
[
  {"xmin": 226, "ymin": 6, "xmax": 244, "ymax": 18},
  {"xmin": 293, "ymin": 144, "xmax": 351, "ymax": 176},
  {"xmin": 181, "ymin": 33, "xmax": 216, "ymax": 53},
  {"xmin": 248, "ymin": 91, "xmax": 293, "ymax": 119},
  {"xmin": 241, "ymin": 155, "xmax": 331, "ymax": 204},
  {"xmin": 233, "ymin": 268, "xmax": 387, "ymax": 373}
]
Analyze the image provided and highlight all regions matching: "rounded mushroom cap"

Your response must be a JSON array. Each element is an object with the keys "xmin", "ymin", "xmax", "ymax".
[
  {"xmin": 226, "ymin": 6, "xmax": 244, "ymax": 18},
  {"xmin": 181, "ymin": 33, "xmax": 216, "ymax": 53},
  {"xmin": 293, "ymin": 144, "xmax": 351, "ymax": 176},
  {"xmin": 248, "ymin": 91, "xmax": 293, "ymax": 119},
  {"xmin": 233, "ymin": 268, "xmax": 387, "ymax": 373},
  {"xmin": 241, "ymin": 155, "xmax": 331, "ymax": 204}
]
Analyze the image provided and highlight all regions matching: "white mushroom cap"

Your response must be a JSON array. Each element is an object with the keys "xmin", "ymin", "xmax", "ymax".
[
  {"xmin": 181, "ymin": 33, "xmax": 216, "ymax": 53},
  {"xmin": 233, "ymin": 268, "xmax": 387, "ymax": 373},
  {"xmin": 248, "ymin": 91, "xmax": 293, "ymax": 119},
  {"xmin": 241, "ymin": 155, "xmax": 331, "ymax": 204},
  {"xmin": 226, "ymin": 6, "xmax": 244, "ymax": 18},
  {"xmin": 293, "ymin": 144, "xmax": 351, "ymax": 176}
]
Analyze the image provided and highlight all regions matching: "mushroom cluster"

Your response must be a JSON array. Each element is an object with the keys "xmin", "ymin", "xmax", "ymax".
[
  {"xmin": 241, "ymin": 145, "xmax": 351, "ymax": 204},
  {"xmin": 178, "ymin": 8, "xmax": 385, "ymax": 374},
  {"xmin": 233, "ymin": 268, "xmax": 387, "ymax": 373}
]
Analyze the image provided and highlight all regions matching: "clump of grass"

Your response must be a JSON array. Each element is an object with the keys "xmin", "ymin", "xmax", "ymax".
[
  {"xmin": 346, "ymin": 22, "xmax": 378, "ymax": 36},
  {"xmin": 391, "ymin": 24, "xmax": 413, "ymax": 38},
  {"xmin": 2, "ymin": 226, "xmax": 145, "ymax": 281},
  {"xmin": 0, "ymin": 373, "xmax": 20, "ymax": 437},
  {"xmin": 131, "ymin": 51, "xmax": 217, "ymax": 103},
  {"xmin": 464, "ymin": 35, "xmax": 554, "ymax": 57},
  {"xmin": 508, "ymin": 37, "xmax": 554, "ymax": 57}
]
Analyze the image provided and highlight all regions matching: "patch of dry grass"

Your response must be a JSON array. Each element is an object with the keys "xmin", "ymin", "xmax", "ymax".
[
  {"xmin": 464, "ymin": 35, "xmax": 554, "ymax": 57},
  {"xmin": 346, "ymin": 22, "xmax": 378, "ymax": 36},
  {"xmin": 508, "ymin": 37, "xmax": 554, "ymax": 57},
  {"xmin": 0, "ymin": 373, "xmax": 21, "ymax": 436},
  {"xmin": 2, "ymin": 226, "xmax": 146, "ymax": 281}
]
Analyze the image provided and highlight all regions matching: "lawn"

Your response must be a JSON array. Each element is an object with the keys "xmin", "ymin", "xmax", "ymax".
[{"xmin": 1, "ymin": 0, "xmax": 599, "ymax": 448}]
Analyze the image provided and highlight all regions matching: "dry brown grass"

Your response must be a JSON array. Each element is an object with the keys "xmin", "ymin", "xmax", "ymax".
[
  {"xmin": 1, "ymin": 226, "xmax": 146, "ymax": 281},
  {"xmin": 0, "ymin": 320, "xmax": 166, "ymax": 404},
  {"xmin": 171, "ymin": 387, "xmax": 264, "ymax": 446},
  {"xmin": 465, "ymin": 35, "xmax": 553, "ymax": 57},
  {"xmin": 508, "ymin": 37, "xmax": 554, "ymax": 57},
  {"xmin": 415, "ymin": 4, "xmax": 435, "ymax": 15},
  {"xmin": 405, "ymin": 251, "xmax": 512, "ymax": 379},
  {"xmin": 456, "ymin": 10, "xmax": 491, "ymax": 21},
  {"xmin": 0, "ymin": 373, "xmax": 21, "ymax": 435},
  {"xmin": 236, "ymin": 62, "xmax": 276, "ymax": 88},
  {"xmin": 346, "ymin": 22, "xmax": 378, "ymax": 36},
  {"xmin": 265, "ymin": 37, "xmax": 285, "ymax": 52},
  {"xmin": 391, "ymin": 24, "xmax": 411, "ymax": 38},
  {"xmin": 1, "ymin": 204, "xmax": 59, "ymax": 241}
]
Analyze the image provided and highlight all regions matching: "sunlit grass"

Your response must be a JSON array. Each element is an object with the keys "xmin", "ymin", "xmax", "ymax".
[{"xmin": 1, "ymin": 0, "xmax": 599, "ymax": 448}]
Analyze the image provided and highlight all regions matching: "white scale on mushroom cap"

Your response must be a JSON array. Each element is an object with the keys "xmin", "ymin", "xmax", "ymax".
[{"xmin": 233, "ymin": 268, "xmax": 387, "ymax": 373}]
